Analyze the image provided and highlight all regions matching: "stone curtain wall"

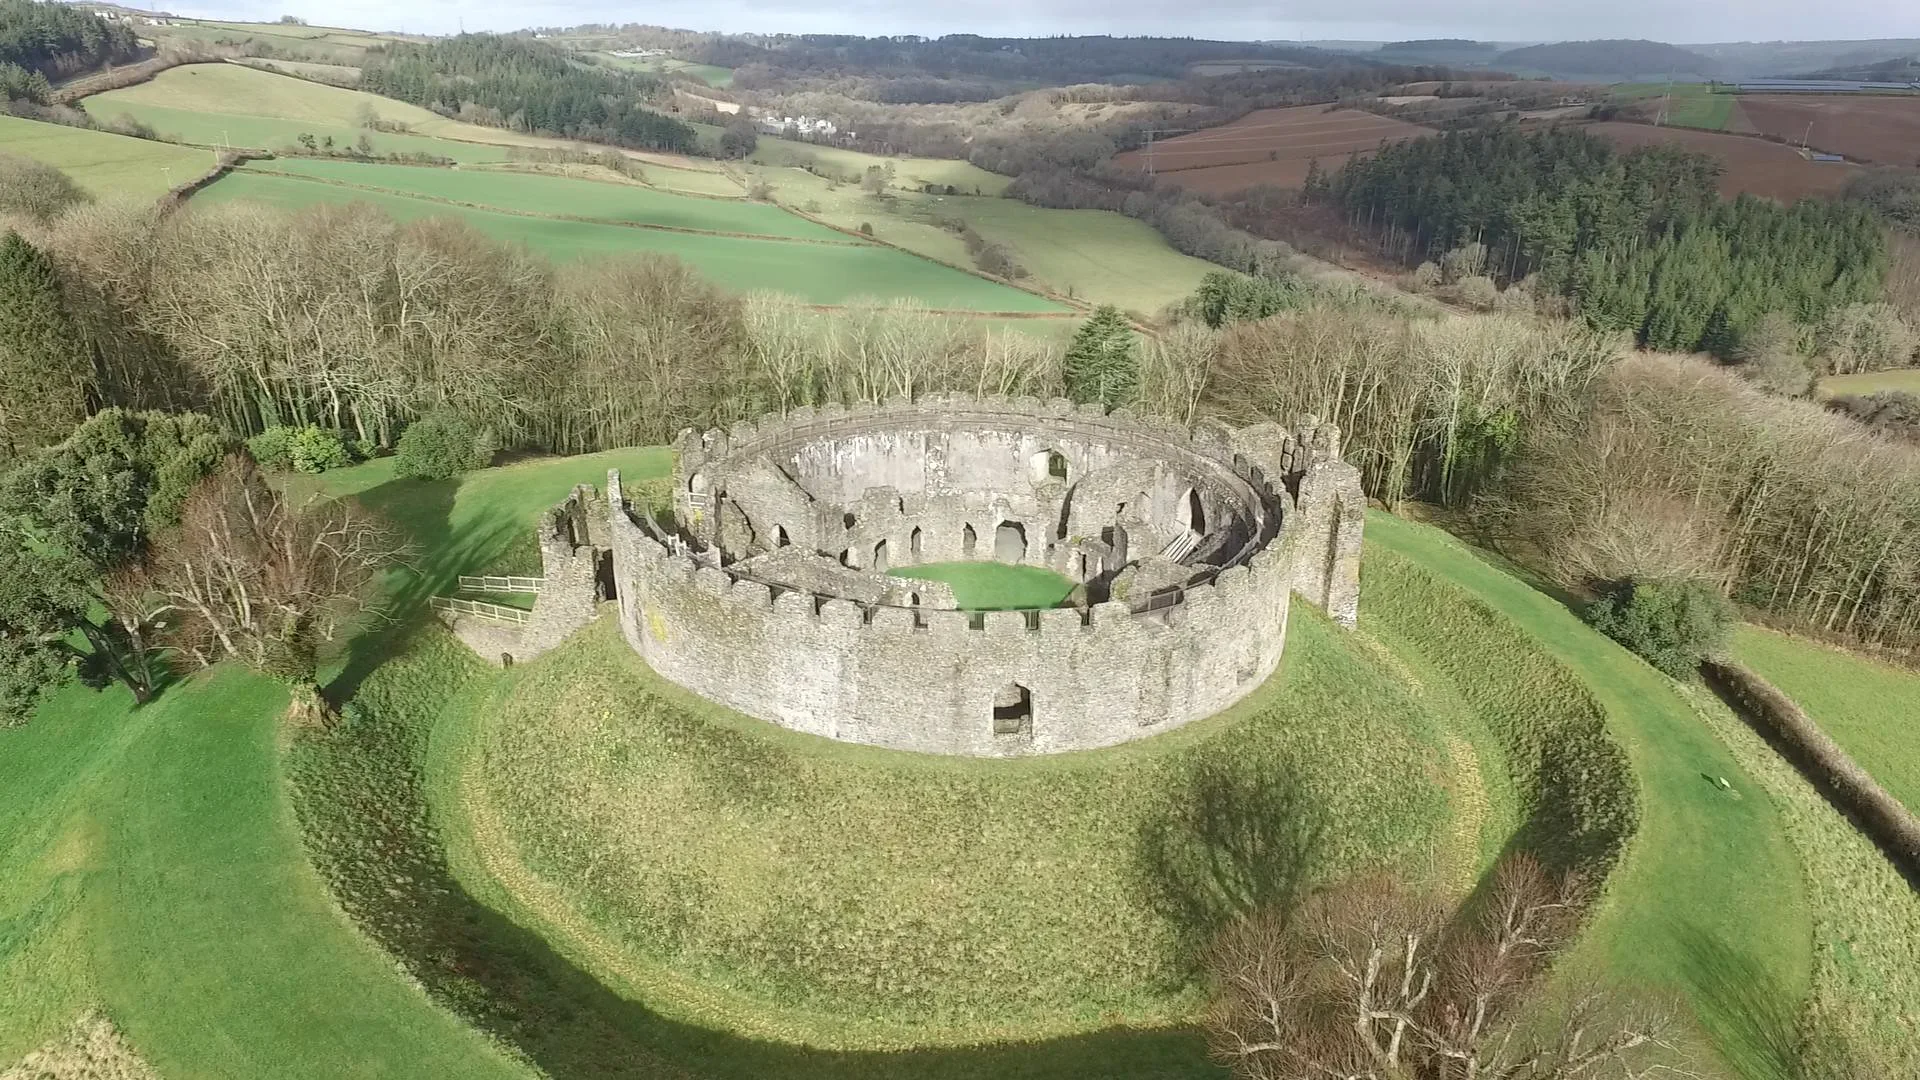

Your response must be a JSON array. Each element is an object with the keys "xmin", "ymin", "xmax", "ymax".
[
  {"xmin": 588, "ymin": 395, "xmax": 1367, "ymax": 757},
  {"xmin": 518, "ymin": 485, "xmax": 603, "ymax": 658}
]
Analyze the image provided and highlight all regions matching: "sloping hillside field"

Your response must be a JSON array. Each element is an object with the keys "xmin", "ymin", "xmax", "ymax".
[
  {"xmin": 1113, "ymin": 105, "xmax": 1433, "ymax": 193},
  {"xmin": 195, "ymin": 163, "xmax": 1068, "ymax": 311},
  {"xmin": 0, "ymin": 115, "xmax": 216, "ymax": 200}
]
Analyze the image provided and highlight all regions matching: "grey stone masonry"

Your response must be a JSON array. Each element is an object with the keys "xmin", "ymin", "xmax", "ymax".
[
  {"xmin": 517, "ymin": 484, "xmax": 603, "ymax": 659},
  {"xmin": 580, "ymin": 395, "xmax": 1366, "ymax": 758}
]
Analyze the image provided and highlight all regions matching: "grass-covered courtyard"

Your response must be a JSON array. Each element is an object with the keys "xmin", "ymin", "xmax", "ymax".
[{"xmin": 889, "ymin": 561, "xmax": 1077, "ymax": 609}]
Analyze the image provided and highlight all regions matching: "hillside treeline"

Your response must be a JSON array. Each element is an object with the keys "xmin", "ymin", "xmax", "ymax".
[
  {"xmin": 1327, "ymin": 125, "xmax": 1890, "ymax": 355},
  {"xmin": 0, "ymin": 0, "xmax": 139, "ymax": 100},
  {"xmin": 1, "ymin": 201, "xmax": 1062, "ymax": 460},
  {"xmin": 7, "ymin": 197, "xmax": 1918, "ymax": 651},
  {"xmin": 359, "ymin": 34, "xmax": 698, "ymax": 153}
]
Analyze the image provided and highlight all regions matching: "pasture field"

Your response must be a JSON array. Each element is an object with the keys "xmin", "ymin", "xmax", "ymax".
[
  {"xmin": 240, "ymin": 158, "xmax": 836, "ymax": 240},
  {"xmin": 144, "ymin": 20, "xmax": 401, "ymax": 65},
  {"xmin": 1581, "ymin": 121, "xmax": 1860, "ymax": 200},
  {"xmin": 1736, "ymin": 94, "xmax": 1920, "ymax": 167},
  {"xmin": 196, "ymin": 169, "xmax": 1069, "ymax": 311},
  {"xmin": 592, "ymin": 52, "xmax": 736, "ymax": 88},
  {"xmin": 474, "ymin": 158, "xmax": 746, "ymax": 198},
  {"xmin": 1821, "ymin": 368, "xmax": 1920, "ymax": 396},
  {"xmin": 1731, "ymin": 626, "xmax": 1920, "ymax": 814},
  {"xmin": 0, "ymin": 115, "xmax": 216, "ymax": 200},
  {"xmin": 232, "ymin": 56, "xmax": 365, "ymax": 84},
  {"xmin": 1612, "ymin": 82, "xmax": 1741, "ymax": 130},
  {"xmin": 749, "ymin": 164, "xmax": 1211, "ymax": 312},
  {"xmin": 889, "ymin": 562, "xmax": 1078, "ymax": 609},
  {"xmin": 921, "ymin": 196, "xmax": 1219, "ymax": 313},
  {"xmin": 1111, "ymin": 105, "xmax": 1433, "ymax": 194},
  {"xmin": 80, "ymin": 63, "xmax": 716, "ymax": 164},
  {"xmin": 750, "ymin": 139, "xmax": 1012, "ymax": 196}
]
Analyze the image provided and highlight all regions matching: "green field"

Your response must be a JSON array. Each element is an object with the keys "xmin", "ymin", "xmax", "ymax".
[
  {"xmin": 924, "ymin": 196, "xmax": 1219, "ymax": 314},
  {"xmin": 1820, "ymin": 368, "xmax": 1920, "ymax": 397},
  {"xmin": 82, "ymin": 63, "xmax": 619, "ymax": 161},
  {"xmin": 1611, "ymin": 82, "xmax": 1738, "ymax": 130},
  {"xmin": 592, "ymin": 52, "xmax": 736, "ymax": 88},
  {"xmin": 750, "ymin": 163, "xmax": 1212, "ymax": 312},
  {"xmin": 0, "ymin": 115, "xmax": 216, "ymax": 200},
  {"xmin": 196, "ymin": 169, "xmax": 1069, "ymax": 311},
  {"xmin": 889, "ymin": 561, "xmax": 1077, "ymax": 609},
  {"xmin": 1732, "ymin": 626, "xmax": 1920, "ymax": 813},
  {"xmin": 751, "ymin": 140, "xmax": 1012, "ymax": 196},
  {"xmin": 243, "ymin": 158, "xmax": 840, "ymax": 239}
]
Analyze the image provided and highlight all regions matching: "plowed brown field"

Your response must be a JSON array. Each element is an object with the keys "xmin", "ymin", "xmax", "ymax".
[
  {"xmin": 1115, "ymin": 105, "xmax": 1432, "ymax": 194},
  {"xmin": 1582, "ymin": 122, "xmax": 1861, "ymax": 200},
  {"xmin": 1735, "ymin": 95, "xmax": 1920, "ymax": 167}
]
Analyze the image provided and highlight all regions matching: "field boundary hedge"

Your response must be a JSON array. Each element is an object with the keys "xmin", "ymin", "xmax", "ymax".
[{"xmin": 1703, "ymin": 659, "xmax": 1920, "ymax": 880}]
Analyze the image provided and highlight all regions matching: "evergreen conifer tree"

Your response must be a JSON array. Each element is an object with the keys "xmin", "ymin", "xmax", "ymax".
[
  {"xmin": 0, "ymin": 231, "xmax": 88, "ymax": 463},
  {"xmin": 1063, "ymin": 306, "xmax": 1138, "ymax": 408}
]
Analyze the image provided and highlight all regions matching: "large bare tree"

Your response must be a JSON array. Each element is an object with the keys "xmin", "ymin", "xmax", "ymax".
[
  {"xmin": 123, "ymin": 455, "xmax": 406, "ymax": 679},
  {"xmin": 1204, "ymin": 856, "xmax": 1685, "ymax": 1080}
]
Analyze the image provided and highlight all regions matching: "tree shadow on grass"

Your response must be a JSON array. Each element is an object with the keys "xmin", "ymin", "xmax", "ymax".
[
  {"xmin": 321, "ymin": 475, "xmax": 520, "ymax": 707},
  {"xmin": 1134, "ymin": 757, "xmax": 1327, "ymax": 973},
  {"xmin": 1669, "ymin": 921, "xmax": 1805, "ymax": 1080}
]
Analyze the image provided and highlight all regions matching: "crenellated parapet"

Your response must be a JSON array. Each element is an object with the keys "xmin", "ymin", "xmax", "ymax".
[{"xmin": 585, "ymin": 396, "xmax": 1364, "ymax": 757}]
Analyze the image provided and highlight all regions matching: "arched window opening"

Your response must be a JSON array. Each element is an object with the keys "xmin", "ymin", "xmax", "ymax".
[
  {"xmin": 995, "ymin": 521, "xmax": 1027, "ymax": 563},
  {"xmin": 910, "ymin": 526, "xmax": 923, "ymax": 561},
  {"xmin": 873, "ymin": 539, "xmax": 890, "ymax": 573},
  {"xmin": 774, "ymin": 524, "xmax": 790, "ymax": 547},
  {"xmin": 1030, "ymin": 449, "xmax": 1069, "ymax": 483},
  {"xmin": 962, "ymin": 523, "xmax": 977, "ymax": 557},
  {"xmin": 688, "ymin": 470, "xmax": 710, "ymax": 494},
  {"xmin": 993, "ymin": 682, "xmax": 1032, "ymax": 735},
  {"xmin": 840, "ymin": 548, "xmax": 854, "ymax": 568}
]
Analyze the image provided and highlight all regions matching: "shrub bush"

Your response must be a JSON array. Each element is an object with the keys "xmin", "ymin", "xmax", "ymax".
[
  {"xmin": 394, "ymin": 411, "xmax": 491, "ymax": 480},
  {"xmin": 247, "ymin": 424, "xmax": 356, "ymax": 474},
  {"xmin": 1585, "ymin": 577, "xmax": 1733, "ymax": 678}
]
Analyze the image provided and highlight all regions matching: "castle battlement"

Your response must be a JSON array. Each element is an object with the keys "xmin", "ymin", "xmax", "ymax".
[{"xmin": 594, "ymin": 395, "xmax": 1362, "ymax": 757}]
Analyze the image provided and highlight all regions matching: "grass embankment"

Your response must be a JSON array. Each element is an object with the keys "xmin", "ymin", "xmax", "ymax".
[
  {"xmin": 464, "ymin": 610, "xmax": 1456, "ymax": 1045},
  {"xmin": 0, "ymin": 115, "xmax": 216, "ymax": 200},
  {"xmin": 1731, "ymin": 626, "xmax": 1920, "ymax": 814},
  {"xmin": 0, "ymin": 670, "xmax": 526, "ymax": 1078},
  {"xmin": 1365, "ymin": 514, "xmax": 1808, "ymax": 1077},
  {"xmin": 889, "ymin": 561, "xmax": 1077, "ymax": 609},
  {"xmin": 196, "ymin": 166, "xmax": 1071, "ymax": 312}
]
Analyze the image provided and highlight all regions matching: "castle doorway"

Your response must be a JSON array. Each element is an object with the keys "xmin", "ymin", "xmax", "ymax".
[
  {"xmin": 873, "ymin": 539, "xmax": 890, "ymax": 572},
  {"xmin": 962, "ymin": 523, "xmax": 977, "ymax": 557}
]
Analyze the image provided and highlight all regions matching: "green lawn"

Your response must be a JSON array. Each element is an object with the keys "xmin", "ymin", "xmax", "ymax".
[
  {"xmin": 890, "ymin": 561, "xmax": 1077, "ymax": 609},
  {"xmin": 0, "ymin": 115, "xmax": 216, "ymax": 200},
  {"xmin": 1819, "ymin": 369, "xmax": 1920, "ymax": 397},
  {"xmin": 592, "ymin": 53, "xmax": 736, "ymax": 88},
  {"xmin": 0, "ymin": 670, "xmax": 529, "ymax": 1078},
  {"xmin": 1731, "ymin": 625, "xmax": 1920, "ymax": 814},
  {"xmin": 85, "ymin": 101, "xmax": 513, "ymax": 162},
  {"xmin": 244, "ymin": 157, "xmax": 845, "ymax": 240},
  {"xmin": 1363, "ymin": 513, "xmax": 1809, "ymax": 1077},
  {"xmin": 196, "ymin": 170, "xmax": 1070, "ymax": 312}
]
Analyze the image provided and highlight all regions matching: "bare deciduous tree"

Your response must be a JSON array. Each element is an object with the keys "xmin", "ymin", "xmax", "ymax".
[
  {"xmin": 1205, "ymin": 855, "xmax": 1687, "ymax": 1080},
  {"xmin": 126, "ymin": 456, "xmax": 406, "ymax": 678}
]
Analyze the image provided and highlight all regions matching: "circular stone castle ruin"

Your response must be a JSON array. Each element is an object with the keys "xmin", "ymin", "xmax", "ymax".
[{"xmin": 530, "ymin": 395, "xmax": 1365, "ymax": 757}]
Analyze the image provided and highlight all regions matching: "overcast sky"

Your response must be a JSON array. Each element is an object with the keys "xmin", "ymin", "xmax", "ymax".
[{"xmin": 165, "ymin": 0, "xmax": 1920, "ymax": 44}]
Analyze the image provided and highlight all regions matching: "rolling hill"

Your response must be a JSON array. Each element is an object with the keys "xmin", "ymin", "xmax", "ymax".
[{"xmin": 1495, "ymin": 39, "xmax": 1719, "ymax": 79}]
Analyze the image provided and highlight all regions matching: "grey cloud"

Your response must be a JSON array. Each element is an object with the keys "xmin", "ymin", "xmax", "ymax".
[{"xmin": 181, "ymin": 0, "xmax": 1920, "ymax": 43}]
